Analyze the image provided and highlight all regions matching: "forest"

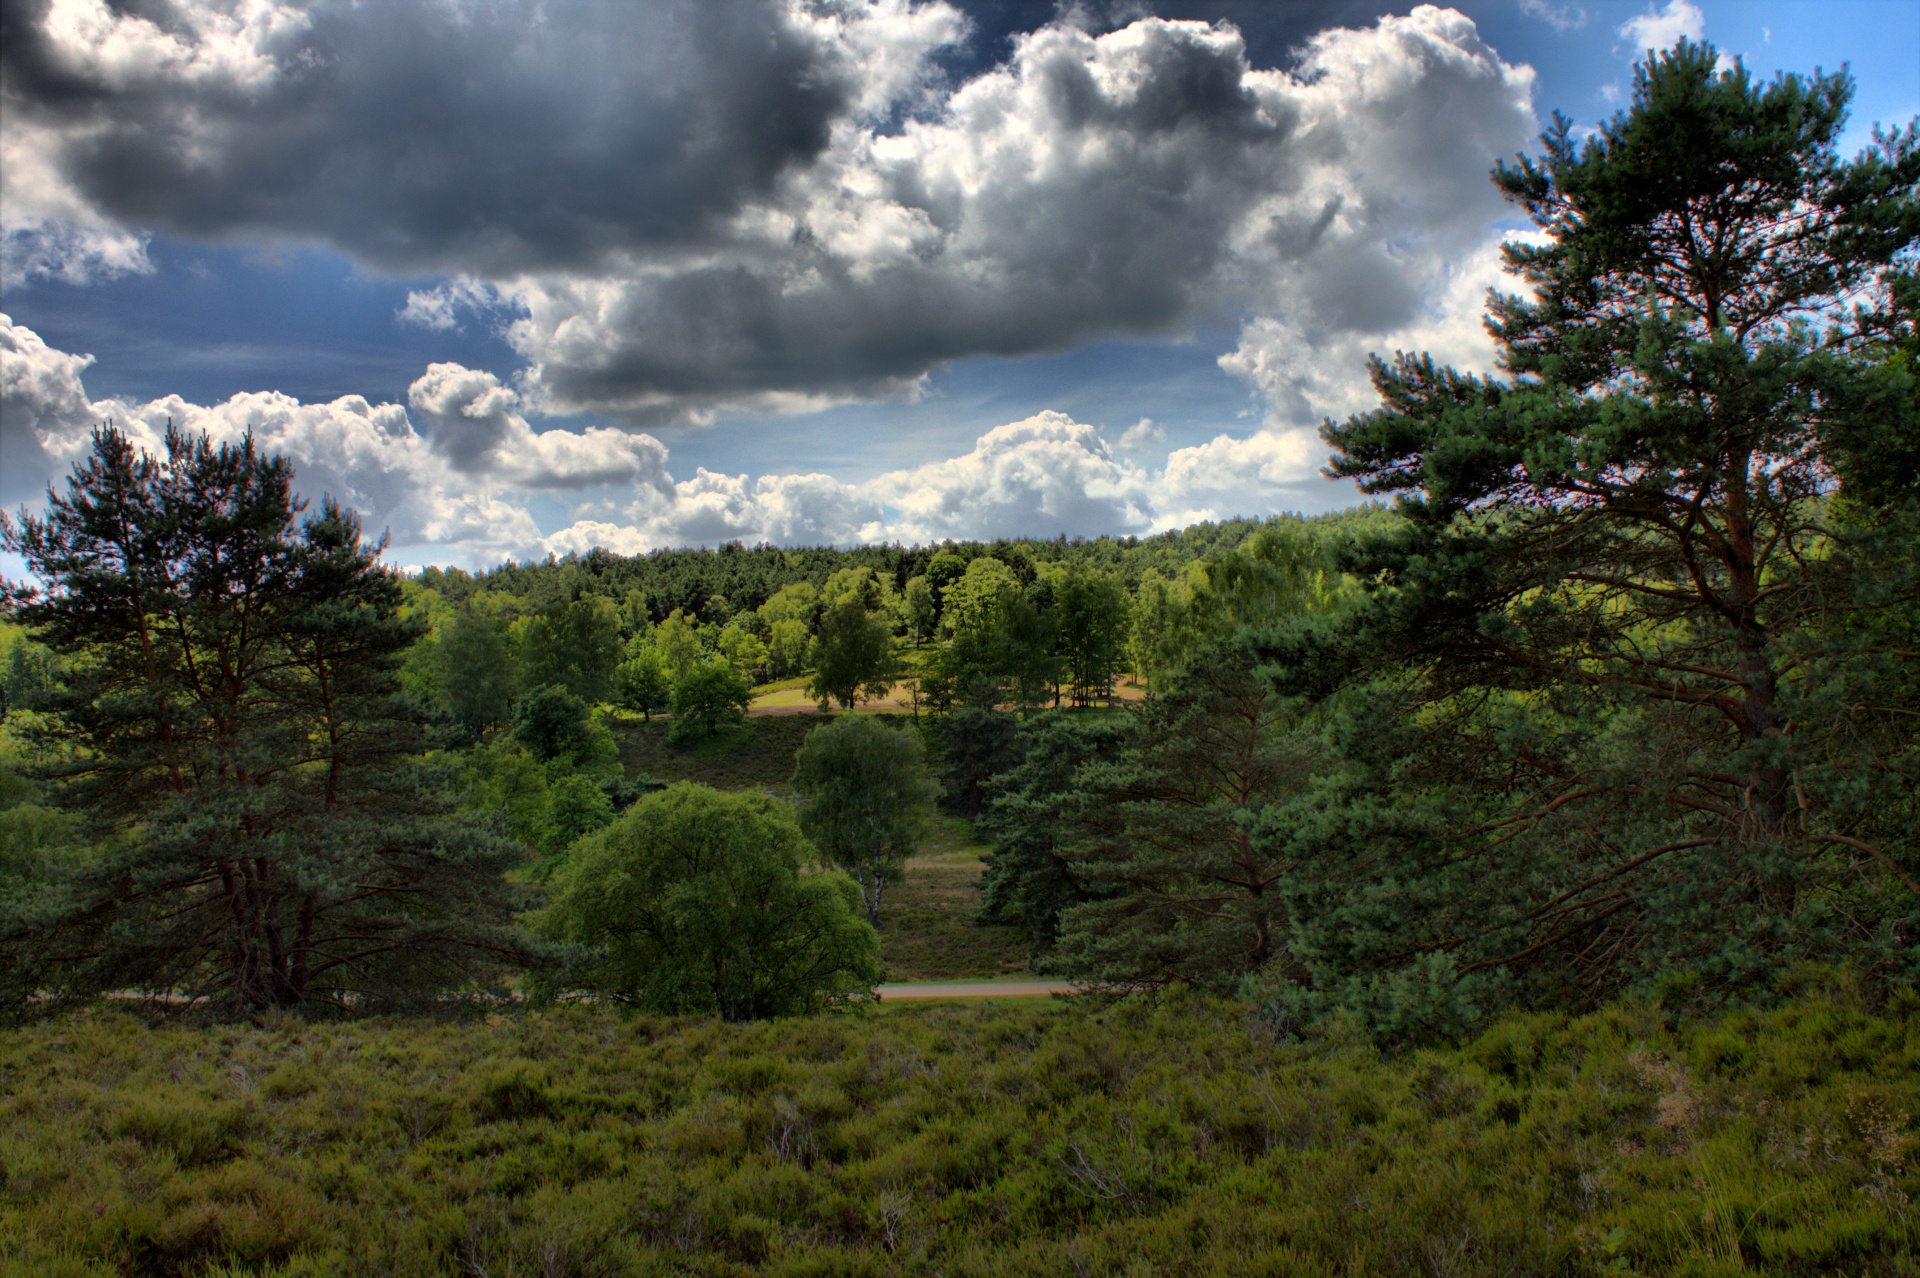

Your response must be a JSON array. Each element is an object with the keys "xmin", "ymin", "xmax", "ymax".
[{"xmin": 0, "ymin": 40, "xmax": 1916, "ymax": 1277}]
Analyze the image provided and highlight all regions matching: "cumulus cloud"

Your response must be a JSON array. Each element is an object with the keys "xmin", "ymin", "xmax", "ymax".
[
  {"xmin": 1, "ymin": 0, "xmax": 963, "ymax": 279},
  {"xmin": 0, "ymin": 315, "xmax": 675, "ymax": 559},
  {"xmin": 5, "ymin": 318, "xmax": 1348, "ymax": 563},
  {"xmin": 1218, "ymin": 228, "xmax": 1533, "ymax": 429},
  {"xmin": 1618, "ymin": 1, "xmax": 1705, "ymax": 54},
  {"xmin": 508, "ymin": 6, "xmax": 1537, "ymax": 421},
  {"xmin": 540, "ymin": 409, "xmax": 1336, "ymax": 555},
  {"xmin": 405, "ymin": 363, "xmax": 671, "ymax": 491},
  {"xmin": 5, "ymin": 2, "xmax": 1536, "ymax": 427}
]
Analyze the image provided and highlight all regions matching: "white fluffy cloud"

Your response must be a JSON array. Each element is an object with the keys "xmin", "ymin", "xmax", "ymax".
[
  {"xmin": 504, "ymin": 5, "xmax": 1537, "ymax": 422},
  {"xmin": 1218, "ymin": 228, "xmax": 1532, "ymax": 429},
  {"xmin": 4, "ymin": 317, "xmax": 1347, "ymax": 563},
  {"xmin": 533, "ymin": 410, "xmax": 1333, "ymax": 555},
  {"xmin": 1619, "ymin": 1, "xmax": 1705, "ymax": 54},
  {"xmin": 4, "ymin": 2, "xmax": 1537, "ymax": 429}
]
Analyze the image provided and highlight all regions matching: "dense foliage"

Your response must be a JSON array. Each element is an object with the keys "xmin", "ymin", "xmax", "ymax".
[
  {"xmin": 531, "ymin": 783, "xmax": 879, "ymax": 1020},
  {"xmin": 972, "ymin": 43, "xmax": 1920, "ymax": 1041},
  {"xmin": 0, "ymin": 428, "xmax": 532, "ymax": 1017},
  {"xmin": 1, "ymin": 987, "xmax": 1913, "ymax": 1276},
  {"xmin": 792, "ymin": 715, "xmax": 938, "ymax": 925}
]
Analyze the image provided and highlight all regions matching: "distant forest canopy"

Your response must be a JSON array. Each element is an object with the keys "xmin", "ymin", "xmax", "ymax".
[{"xmin": 402, "ymin": 511, "xmax": 1378, "ymax": 625}]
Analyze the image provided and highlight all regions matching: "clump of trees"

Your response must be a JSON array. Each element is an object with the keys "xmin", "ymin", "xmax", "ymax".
[
  {"xmin": 970, "ymin": 41, "xmax": 1920, "ymax": 1040},
  {"xmin": 0, "ymin": 37, "xmax": 1907, "ymax": 1044}
]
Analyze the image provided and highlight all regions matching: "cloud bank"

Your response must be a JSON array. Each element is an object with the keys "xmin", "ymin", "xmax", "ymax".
[
  {"xmin": 4, "ymin": 1, "xmax": 1537, "ymax": 432},
  {"xmin": 3, "ymin": 316, "xmax": 1337, "ymax": 563}
]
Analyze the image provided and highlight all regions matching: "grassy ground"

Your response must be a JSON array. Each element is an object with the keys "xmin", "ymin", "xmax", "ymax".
[
  {"xmin": 610, "ymin": 715, "xmax": 823, "ymax": 793},
  {"xmin": 3, "ymin": 989, "xmax": 1914, "ymax": 1277},
  {"xmin": 877, "ymin": 817, "xmax": 1028, "ymax": 983}
]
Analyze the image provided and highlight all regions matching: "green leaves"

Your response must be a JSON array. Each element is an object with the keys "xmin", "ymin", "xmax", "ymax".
[
  {"xmin": 531, "ymin": 783, "xmax": 879, "ymax": 1019},
  {"xmin": 792, "ymin": 714, "xmax": 937, "ymax": 926}
]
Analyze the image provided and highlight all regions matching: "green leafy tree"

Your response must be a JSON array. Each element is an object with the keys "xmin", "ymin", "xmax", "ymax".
[
  {"xmin": 539, "ymin": 773, "xmax": 614, "ymax": 859},
  {"xmin": 807, "ymin": 595, "xmax": 895, "ymax": 711},
  {"xmin": 519, "ymin": 595, "xmax": 622, "ymax": 705},
  {"xmin": 903, "ymin": 575, "xmax": 937, "ymax": 645},
  {"xmin": 924, "ymin": 550, "xmax": 967, "ymax": 621},
  {"xmin": 616, "ymin": 588, "xmax": 652, "ymax": 638},
  {"xmin": 530, "ymin": 783, "xmax": 879, "ymax": 1019},
  {"xmin": 756, "ymin": 580, "xmax": 820, "ymax": 632},
  {"xmin": 615, "ymin": 643, "xmax": 671, "ymax": 720},
  {"xmin": 668, "ymin": 658, "xmax": 753, "ymax": 742},
  {"xmin": 792, "ymin": 714, "xmax": 937, "ymax": 924},
  {"xmin": 1055, "ymin": 566, "xmax": 1131, "ymax": 706},
  {"xmin": 0, "ymin": 635, "xmax": 59, "ymax": 719},
  {"xmin": 438, "ymin": 607, "xmax": 516, "ymax": 737},
  {"xmin": 766, "ymin": 617, "xmax": 811, "ymax": 679},
  {"xmin": 0, "ymin": 426, "xmax": 532, "ymax": 1015},
  {"xmin": 653, "ymin": 608, "xmax": 704, "ymax": 680},
  {"xmin": 512, "ymin": 684, "xmax": 597, "ymax": 763},
  {"xmin": 715, "ymin": 623, "xmax": 769, "ymax": 682},
  {"xmin": 941, "ymin": 556, "xmax": 1020, "ymax": 640}
]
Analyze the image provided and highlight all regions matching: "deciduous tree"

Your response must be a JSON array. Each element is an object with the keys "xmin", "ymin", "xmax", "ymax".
[{"xmin": 792, "ymin": 714, "xmax": 936, "ymax": 925}]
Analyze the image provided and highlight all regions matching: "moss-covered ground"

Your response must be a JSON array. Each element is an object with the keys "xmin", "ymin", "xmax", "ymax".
[{"xmin": 2, "ymin": 988, "xmax": 1914, "ymax": 1276}]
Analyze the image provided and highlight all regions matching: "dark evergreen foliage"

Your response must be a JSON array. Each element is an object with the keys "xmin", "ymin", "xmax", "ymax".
[
  {"xmin": 0, "ymin": 426, "xmax": 535, "ymax": 1017},
  {"xmin": 975, "ymin": 709, "xmax": 1133, "ymax": 949}
]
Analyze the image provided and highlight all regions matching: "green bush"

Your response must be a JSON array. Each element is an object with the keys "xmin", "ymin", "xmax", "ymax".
[{"xmin": 530, "ymin": 782, "xmax": 880, "ymax": 1019}]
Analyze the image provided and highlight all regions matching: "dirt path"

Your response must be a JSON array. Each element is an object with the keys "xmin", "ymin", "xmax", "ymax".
[{"xmin": 875, "ymin": 980, "xmax": 1077, "ymax": 1000}]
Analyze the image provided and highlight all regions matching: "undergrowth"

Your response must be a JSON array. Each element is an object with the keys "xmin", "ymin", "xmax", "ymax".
[
  {"xmin": 610, "ymin": 715, "xmax": 823, "ymax": 794},
  {"xmin": 1, "ymin": 987, "xmax": 1914, "ymax": 1276}
]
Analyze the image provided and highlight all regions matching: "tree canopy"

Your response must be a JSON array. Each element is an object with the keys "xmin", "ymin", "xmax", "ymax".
[
  {"xmin": 0, "ymin": 426, "xmax": 533, "ymax": 1015},
  {"xmin": 791, "ymin": 714, "xmax": 937, "ymax": 925},
  {"xmin": 530, "ymin": 783, "xmax": 878, "ymax": 1019}
]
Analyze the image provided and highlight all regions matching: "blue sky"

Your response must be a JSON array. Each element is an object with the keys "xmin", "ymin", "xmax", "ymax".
[{"xmin": 2, "ymin": 0, "xmax": 1914, "ymax": 566}]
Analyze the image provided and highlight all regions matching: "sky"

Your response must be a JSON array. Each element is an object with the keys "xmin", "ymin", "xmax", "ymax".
[{"xmin": 1, "ymin": 0, "xmax": 1915, "ymax": 569}]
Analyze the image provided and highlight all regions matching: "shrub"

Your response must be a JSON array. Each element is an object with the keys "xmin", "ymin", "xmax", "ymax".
[{"xmin": 530, "ymin": 782, "xmax": 879, "ymax": 1019}]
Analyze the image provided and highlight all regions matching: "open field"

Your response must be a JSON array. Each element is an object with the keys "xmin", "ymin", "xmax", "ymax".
[
  {"xmin": 3, "ymin": 989, "xmax": 1914, "ymax": 1277},
  {"xmin": 875, "ymin": 818, "xmax": 1029, "ymax": 983}
]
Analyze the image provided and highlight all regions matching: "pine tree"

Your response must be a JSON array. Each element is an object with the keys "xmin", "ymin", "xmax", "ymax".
[
  {"xmin": 1277, "ymin": 40, "xmax": 1920, "ymax": 1017},
  {"xmin": 1326, "ymin": 41, "xmax": 1917, "ymax": 840},
  {"xmin": 0, "ymin": 426, "xmax": 535, "ymax": 1016},
  {"xmin": 1045, "ymin": 644, "xmax": 1317, "ymax": 991}
]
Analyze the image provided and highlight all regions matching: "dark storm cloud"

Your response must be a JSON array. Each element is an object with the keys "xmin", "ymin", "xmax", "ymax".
[
  {"xmin": 509, "ymin": 7, "xmax": 1537, "ymax": 421},
  {"xmin": 0, "ymin": 0, "xmax": 867, "ymax": 275},
  {"xmin": 3, "ymin": 2, "xmax": 1536, "ymax": 425}
]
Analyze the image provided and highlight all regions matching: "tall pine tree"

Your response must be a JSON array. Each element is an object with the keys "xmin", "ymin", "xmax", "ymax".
[{"xmin": 1, "ymin": 426, "xmax": 534, "ymax": 1016}]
